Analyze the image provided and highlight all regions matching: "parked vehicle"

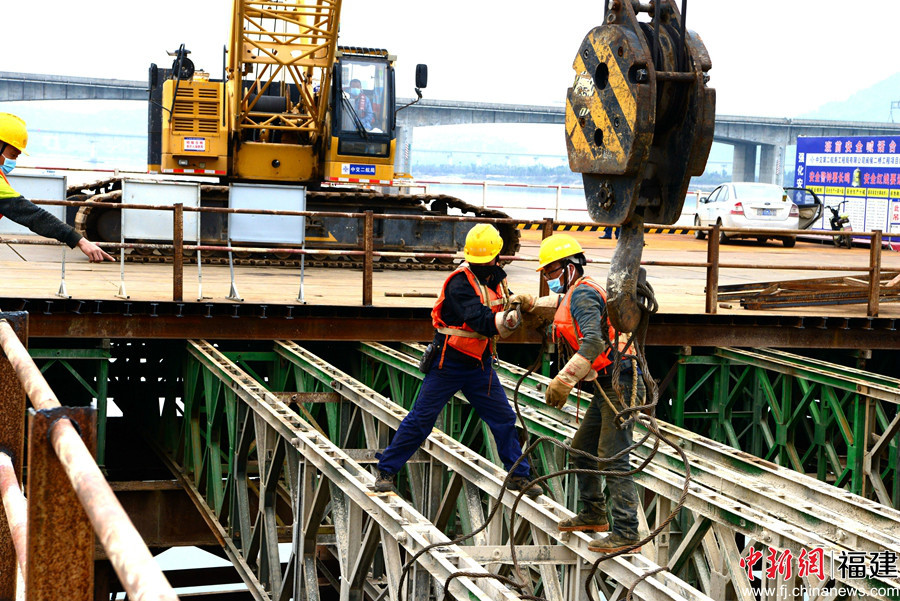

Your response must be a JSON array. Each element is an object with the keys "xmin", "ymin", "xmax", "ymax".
[
  {"xmin": 694, "ymin": 182, "xmax": 799, "ymax": 247},
  {"xmin": 673, "ymin": 191, "xmax": 700, "ymax": 228},
  {"xmin": 826, "ymin": 202, "xmax": 852, "ymax": 248}
]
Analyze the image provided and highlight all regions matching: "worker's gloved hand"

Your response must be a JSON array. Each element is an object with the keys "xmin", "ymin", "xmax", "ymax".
[
  {"xmin": 509, "ymin": 294, "xmax": 536, "ymax": 312},
  {"xmin": 545, "ymin": 376, "xmax": 573, "ymax": 408},
  {"xmin": 544, "ymin": 353, "xmax": 592, "ymax": 408},
  {"xmin": 494, "ymin": 309, "xmax": 521, "ymax": 338}
]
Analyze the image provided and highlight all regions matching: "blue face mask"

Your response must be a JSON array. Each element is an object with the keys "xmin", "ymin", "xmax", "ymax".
[
  {"xmin": 0, "ymin": 158, "xmax": 15, "ymax": 176},
  {"xmin": 547, "ymin": 274, "xmax": 565, "ymax": 293},
  {"xmin": 349, "ymin": 88, "xmax": 360, "ymax": 98}
]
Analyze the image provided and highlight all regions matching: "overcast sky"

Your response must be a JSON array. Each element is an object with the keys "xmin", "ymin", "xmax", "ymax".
[{"xmin": 4, "ymin": 1, "xmax": 898, "ymax": 118}]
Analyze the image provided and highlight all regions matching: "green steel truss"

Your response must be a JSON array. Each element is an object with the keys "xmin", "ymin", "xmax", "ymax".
[
  {"xmin": 28, "ymin": 344, "xmax": 111, "ymax": 463},
  {"xmin": 122, "ymin": 339, "xmax": 900, "ymax": 601},
  {"xmin": 669, "ymin": 347, "xmax": 900, "ymax": 508}
]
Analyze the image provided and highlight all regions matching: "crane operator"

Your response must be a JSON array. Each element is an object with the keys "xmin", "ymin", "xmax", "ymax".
[{"xmin": 344, "ymin": 79, "xmax": 375, "ymax": 131}]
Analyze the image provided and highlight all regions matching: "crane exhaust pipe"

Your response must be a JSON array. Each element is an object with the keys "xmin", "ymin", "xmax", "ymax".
[{"xmin": 607, "ymin": 216, "xmax": 644, "ymax": 334}]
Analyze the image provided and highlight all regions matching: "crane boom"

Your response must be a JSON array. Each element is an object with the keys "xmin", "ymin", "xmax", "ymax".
[{"xmin": 229, "ymin": 0, "xmax": 341, "ymax": 141}]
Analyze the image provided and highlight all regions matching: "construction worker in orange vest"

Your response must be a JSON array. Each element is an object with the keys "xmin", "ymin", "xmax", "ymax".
[
  {"xmin": 374, "ymin": 223, "xmax": 541, "ymax": 498},
  {"xmin": 0, "ymin": 113, "xmax": 113, "ymax": 262},
  {"xmin": 512, "ymin": 233, "xmax": 643, "ymax": 554}
]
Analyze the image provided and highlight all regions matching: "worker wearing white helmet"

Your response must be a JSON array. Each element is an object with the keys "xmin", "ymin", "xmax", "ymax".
[
  {"xmin": 0, "ymin": 113, "xmax": 113, "ymax": 262},
  {"xmin": 374, "ymin": 223, "xmax": 541, "ymax": 498}
]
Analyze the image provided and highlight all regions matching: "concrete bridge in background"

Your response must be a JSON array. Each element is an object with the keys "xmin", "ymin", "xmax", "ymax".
[{"xmin": 4, "ymin": 70, "xmax": 900, "ymax": 183}]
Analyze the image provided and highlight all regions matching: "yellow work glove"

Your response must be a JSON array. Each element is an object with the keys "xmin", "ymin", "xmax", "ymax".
[
  {"xmin": 509, "ymin": 293, "xmax": 536, "ymax": 312},
  {"xmin": 544, "ymin": 353, "xmax": 592, "ymax": 408}
]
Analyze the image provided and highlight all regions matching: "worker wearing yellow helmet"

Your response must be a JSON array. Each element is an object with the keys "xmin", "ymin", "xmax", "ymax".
[
  {"xmin": 374, "ymin": 223, "xmax": 541, "ymax": 498},
  {"xmin": 0, "ymin": 113, "xmax": 113, "ymax": 262},
  {"xmin": 512, "ymin": 232, "xmax": 643, "ymax": 554}
]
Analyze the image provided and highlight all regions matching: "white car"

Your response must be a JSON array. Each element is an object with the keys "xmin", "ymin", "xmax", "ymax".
[{"xmin": 694, "ymin": 182, "xmax": 799, "ymax": 247}]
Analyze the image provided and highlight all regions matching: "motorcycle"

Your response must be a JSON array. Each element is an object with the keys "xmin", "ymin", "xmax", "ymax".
[{"xmin": 826, "ymin": 203, "xmax": 852, "ymax": 248}]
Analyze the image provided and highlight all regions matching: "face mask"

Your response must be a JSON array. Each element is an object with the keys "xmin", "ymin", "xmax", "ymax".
[
  {"xmin": 0, "ymin": 158, "xmax": 15, "ymax": 176},
  {"xmin": 547, "ymin": 274, "xmax": 565, "ymax": 293},
  {"xmin": 349, "ymin": 88, "xmax": 360, "ymax": 98},
  {"xmin": 469, "ymin": 263, "xmax": 501, "ymax": 284}
]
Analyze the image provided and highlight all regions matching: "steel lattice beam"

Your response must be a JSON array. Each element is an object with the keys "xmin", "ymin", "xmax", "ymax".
[
  {"xmin": 185, "ymin": 339, "xmax": 526, "ymax": 601},
  {"xmin": 276, "ymin": 340, "xmax": 712, "ymax": 601},
  {"xmin": 362, "ymin": 342, "xmax": 900, "ymax": 599}
]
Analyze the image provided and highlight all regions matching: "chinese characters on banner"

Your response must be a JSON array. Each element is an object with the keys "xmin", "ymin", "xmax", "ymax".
[{"xmin": 795, "ymin": 135, "xmax": 900, "ymax": 243}]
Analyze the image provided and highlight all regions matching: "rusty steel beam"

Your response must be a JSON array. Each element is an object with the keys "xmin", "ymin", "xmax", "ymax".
[
  {"xmin": 363, "ymin": 210, "xmax": 374, "ymax": 306},
  {"xmin": 869, "ymin": 230, "xmax": 883, "ymax": 317},
  {"xmin": 9, "ymin": 298, "xmax": 900, "ymax": 349},
  {"xmin": 705, "ymin": 224, "xmax": 720, "ymax": 314},
  {"xmin": 109, "ymin": 482, "xmax": 223, "ymax": 551},
  {"xmin": 0, "ymin": 320, "xmax": 178, "ymax": 601},
  {"xmin": 0, "ymin": 312, "xmax": 26, "ymax": 601},
  {"xmin": 26, "ymin": 407, "xmax": 95, "ymax": 601},
  {"xmin": 173, "ymin": 203, "xmax": 184, "ymax": 303},
  {"xmin": 0, "ymin": 452, "xmax": 27, "ymax": 577}
]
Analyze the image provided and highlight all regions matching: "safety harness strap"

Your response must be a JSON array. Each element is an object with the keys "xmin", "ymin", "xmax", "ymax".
[{"xmin": 436, "ymin": 327, "xmax": 487, "ymax": 340}]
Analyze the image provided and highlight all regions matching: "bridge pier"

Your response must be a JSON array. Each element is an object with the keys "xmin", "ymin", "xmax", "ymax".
[
  {"xmin": 732, "ymin": 142, "xmax": 758, "ymax": 183},
  {"xmin": 759, "ymin": 143, "xmax": 784, "ymax": 185}
]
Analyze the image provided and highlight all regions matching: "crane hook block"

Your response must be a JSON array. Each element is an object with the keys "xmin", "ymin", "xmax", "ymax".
[{"xmin": 565, "ymin": 0, "xmax": 715, "ymax": 226}]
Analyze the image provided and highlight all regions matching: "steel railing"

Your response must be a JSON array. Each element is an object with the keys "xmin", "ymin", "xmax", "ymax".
[
  {"xmin": 0, "ymin": 319, "xmax": 179, "ymax": 601},
  {"xmin": 2, "ymin": 198, "xmax": 896, "ymax": 316}
]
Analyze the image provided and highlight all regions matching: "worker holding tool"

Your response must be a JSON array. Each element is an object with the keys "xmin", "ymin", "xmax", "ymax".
[
  {"xmin": 0, "ymin": 113, "xmax": 113, "ymax": 263},
  {"xmin": 374, "ymin": 223, "xmax": 542, "ymax": 498},
  {"xmin": 512, "ymin": 233, "xmax": 644, "ymax": 554}
]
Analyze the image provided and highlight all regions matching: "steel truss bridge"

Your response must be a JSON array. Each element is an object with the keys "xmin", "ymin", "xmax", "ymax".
[{"xmin": 3, "ymin": 312, "xmax": 899, "ymax": 601}]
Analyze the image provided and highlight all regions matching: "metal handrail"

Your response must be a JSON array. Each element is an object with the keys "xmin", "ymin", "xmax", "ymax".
[
  {"xmin": 0, "ymin": 320, "xmax": 178, "ymax": 601},
  {"xmin": 2, "ymin": 200, "xmax": 894, "ymax": 315},
  {"xmin": 0, "ymin": 452, "xmax": 27, "ymax": 575}
]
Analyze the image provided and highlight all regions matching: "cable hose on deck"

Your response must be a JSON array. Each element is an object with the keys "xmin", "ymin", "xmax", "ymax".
[{"xmin": 395, "ymin": 282, "xmax": 693, "ymax": 601}]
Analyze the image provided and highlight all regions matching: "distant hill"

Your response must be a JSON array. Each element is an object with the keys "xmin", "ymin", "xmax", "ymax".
[{"xmin": 800, "ymin": 72, "xmax": 900, "ymax": 123}]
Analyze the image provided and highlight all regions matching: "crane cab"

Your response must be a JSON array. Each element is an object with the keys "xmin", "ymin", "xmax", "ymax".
[{"xmin": 323, "ymin": 49, "xmax": 397, "ymax": 185}]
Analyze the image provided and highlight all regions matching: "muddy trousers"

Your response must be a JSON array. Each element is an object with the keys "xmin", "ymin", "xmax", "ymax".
[
  {"xmin": 376, "ymin": 356, "xmax": 530, "ymax": 478},
  {"xmin": 570, "ymin": 372, "xmax": 644, "ymax": 539}
]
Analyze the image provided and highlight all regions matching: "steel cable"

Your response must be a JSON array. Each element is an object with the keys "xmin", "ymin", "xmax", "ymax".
[{"xmin": 394, "ymin": 281, "xmax": 692, "ymax": 601}]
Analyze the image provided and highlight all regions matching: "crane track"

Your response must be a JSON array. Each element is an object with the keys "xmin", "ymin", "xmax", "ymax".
[
  {"xmin": 119, "ymin": 254, "xmax": 458, "ymax": 270},
  {"xmin": 70, "ymin": 179, "xmax": 520, "ymax": 271}
]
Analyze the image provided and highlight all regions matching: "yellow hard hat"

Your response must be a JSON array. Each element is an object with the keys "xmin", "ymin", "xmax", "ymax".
[
  {"xmin": 0, "ymin": 113, "xmax": 28, "ymax": 155},
  {"xmin": 536, "ymin": 233, "xmax": 583, "ymax": 270},
  {"xmin": 464, "ymin": 223, "xmax": 503, "ymax": 263}
]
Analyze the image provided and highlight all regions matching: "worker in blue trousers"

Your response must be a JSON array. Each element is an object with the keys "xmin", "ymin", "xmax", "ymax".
[{"xmin": 374, "ymin": 223, "xmax": 541, "ymax": 497}]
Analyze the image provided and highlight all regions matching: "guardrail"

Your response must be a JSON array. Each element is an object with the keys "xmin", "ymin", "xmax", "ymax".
[
  {"xmin": 2, "ymin": 199, "xmax": 896, "ymax": 317},
  {"xmin": 0, "ymin": 316, "xmax": 178, "ymax": 601}
]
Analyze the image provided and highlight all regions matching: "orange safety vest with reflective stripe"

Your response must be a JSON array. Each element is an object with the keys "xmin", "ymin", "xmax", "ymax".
[
  {"xmin": 0, "ymin": 170, "xmax": 16, "ymax": 220},
  {"xmin": 431, "ymin": 264, "xmax": 508, "ymax": 361},
  {"xmin": 553, "ymin": 277, "xmax": 626, "ymax": 372}
]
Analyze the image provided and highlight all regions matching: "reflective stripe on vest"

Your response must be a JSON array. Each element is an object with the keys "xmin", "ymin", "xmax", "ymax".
[
  {"xmin": 0, "ymin": 170, "xmax": 13, "ymax": 220},
  {"xmin": 431, "ymin": 264, "xmax": 506, "ymax": 360},
  {"xmin": 553, "ymin": 277, "xmax": 626, "ymax": 372}
]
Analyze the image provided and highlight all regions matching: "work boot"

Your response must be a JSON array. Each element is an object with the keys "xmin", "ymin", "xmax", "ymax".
[
  {"xmin": 373, "ymin": 471, "xmax": 395, "ymax": 493},
  {"xmin": 558, "ymin": 508, "xmax": 609, "ymax": 533},
  {"xmin": 507, "ymin": 476, "xmax": 542, "ymax": 498},
  {"xmin": 588, "ymin": 532, "xmax": 642, "ymax": 554}
]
